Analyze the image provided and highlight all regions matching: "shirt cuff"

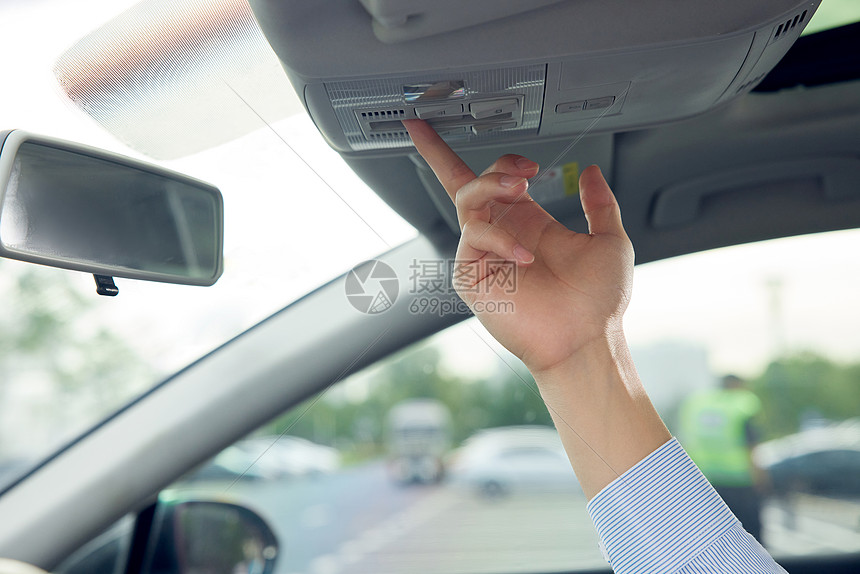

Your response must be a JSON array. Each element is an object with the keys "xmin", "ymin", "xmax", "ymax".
[{"xmin": 586, "ymin": 437, "xmax": 739, "ymax": 574}]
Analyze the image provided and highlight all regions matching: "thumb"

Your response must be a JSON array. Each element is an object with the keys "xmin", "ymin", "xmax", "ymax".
[{"xmin": 579, "ymin": 165, "xmax": 626, "ymax": 237}]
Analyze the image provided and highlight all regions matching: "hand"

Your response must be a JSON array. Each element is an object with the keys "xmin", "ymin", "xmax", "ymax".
[
  {"xmin": 403, "ymin": 120, "xmax": 634, "ymax": 378},
  {"xmin": 403, "ymin": 121, "xmax": 670, "ymax": 499}
]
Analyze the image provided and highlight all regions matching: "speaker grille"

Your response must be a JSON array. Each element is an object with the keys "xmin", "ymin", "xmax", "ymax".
[{"xmin": 773, "ymin": 9, "xmax": 808, "ymax": 42}]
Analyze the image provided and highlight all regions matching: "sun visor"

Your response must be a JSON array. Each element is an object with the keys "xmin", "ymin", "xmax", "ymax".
[
  {"xmin": 53, "ymin": 0, "xmax": 304, "ymax": 160},
  {"xmin": 250, "ymin": 0, "xmax": 820, "ymax": 155}
]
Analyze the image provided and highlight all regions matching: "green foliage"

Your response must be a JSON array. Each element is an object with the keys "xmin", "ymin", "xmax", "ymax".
[
  {"xmin": 750, "ymin": 352, "xmax": 860, "ymax": 440},
  {"xmin": 3, "ymin": 270, "xmax": 85, "ymax": 353},
  {"xmin": 263, "ymin": 342, "xmax": 552, "ymax": 457},
  {"xmin": 266, "ymin": 341, "xmax": 860, "ymax": 462},
  {"xmin": 0, "ymin": 264, "xmax": 152, "ymax": 415}
]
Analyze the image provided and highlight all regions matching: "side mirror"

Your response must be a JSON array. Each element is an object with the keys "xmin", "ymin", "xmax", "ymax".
[
  {"xmin": 145, "ymin": 500, "xmax": 278, "ymax": 574},
  {"xmin": 0, "ymin": 130, "xmax": 224, "ymax": 292}
]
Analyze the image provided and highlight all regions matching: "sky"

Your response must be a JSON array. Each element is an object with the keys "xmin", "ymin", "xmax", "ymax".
[
  {"xmin": 2, "ymin": 0, "xmax": 860, "ymax": 445},
  {"xmin": 627, "ymin": 229, "xmax": 860, "ymax": 376}
]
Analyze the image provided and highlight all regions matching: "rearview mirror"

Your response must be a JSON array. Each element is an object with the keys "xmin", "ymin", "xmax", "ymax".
[{"xmin": 0, "ymin": 130, "xmax": 223, "ymax": 289}]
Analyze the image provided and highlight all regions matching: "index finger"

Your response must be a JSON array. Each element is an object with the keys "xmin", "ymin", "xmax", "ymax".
[{"xmin": 402, "ymin": 119, "xmax": 476, "ymax": 202}]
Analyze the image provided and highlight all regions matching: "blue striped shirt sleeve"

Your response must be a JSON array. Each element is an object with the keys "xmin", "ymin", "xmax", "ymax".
[{"xmin": 586, "ymin": 438, "xmax": 786, "ymax": 574}]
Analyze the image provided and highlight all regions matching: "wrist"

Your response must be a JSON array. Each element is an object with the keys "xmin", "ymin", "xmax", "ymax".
[
  {"xmin": 529, "ymin": 328, "xmax": 631, "ymax": 390},
  {"xmin": 526, "ymin": 328, "xmax": 671, "ymax": 498}
]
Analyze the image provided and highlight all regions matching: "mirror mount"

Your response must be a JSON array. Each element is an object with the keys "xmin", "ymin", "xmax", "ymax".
[{"xmin": 93, "ymin": 275, "xmax": 119, "ymax": 297}]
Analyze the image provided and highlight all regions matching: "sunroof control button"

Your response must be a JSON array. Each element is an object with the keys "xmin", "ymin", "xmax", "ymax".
[
  {"xmin": 585, "ymin": 96, "xmax": 615, "ymax": 110},
  {"xmin": 471, "ymin": 121, "xmax": 517, "ymax": 135},
  {"xmin": 469, "ymin": 99, "xmax": 518, "ymax": 120},
  {"xmin": 414, "ymin": 103, "xmax": 464, "ymax": 119},
  {"xmin": 556, "ymin": 101, "xmax": 585, "ymax": 113}
]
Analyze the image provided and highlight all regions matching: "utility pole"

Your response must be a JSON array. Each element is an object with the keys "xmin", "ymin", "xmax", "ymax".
[{"xmin": 765, "ymin": 277, "xmax": 786, "ymax": 359}]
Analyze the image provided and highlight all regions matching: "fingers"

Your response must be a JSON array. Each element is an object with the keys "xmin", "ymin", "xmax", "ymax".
[
  {"xmin": 403, "ymin": 120, "xmax": 540, "ymax": 202},
  {"xmin": 479, "ymin": 154, "xmax": 539, "ymax": 178},
  {"xmin": 403, "ymin": 119, "xmax": 541, "ymax": 266},
  {"xmin": 458, "ymin": 219, "xmax": 535, "ymax": 266},
  {"xmin": 455, "ymin": 172, "xmax": 532, "ymax": 229},
  {"xmin": 579, "ymin": 165, "xmax": 627, "ymax": 238},
  {"xmin": 402, "ymin": 119, "xmax": 475, "ymax": 201}
]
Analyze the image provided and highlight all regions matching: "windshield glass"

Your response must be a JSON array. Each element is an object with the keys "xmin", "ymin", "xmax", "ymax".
[
  {"xmin": 0, "ymin": 0, "xmax": 415, "ymax": 491},
  {"xmin": 802, "ymin": 0, "xmax": 860, "ymax": 35}
]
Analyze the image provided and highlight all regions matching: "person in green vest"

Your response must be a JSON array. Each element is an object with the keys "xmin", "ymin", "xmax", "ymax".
[{"xmin": 680, "ymin": 374, "xmax": 767, "ymax": 543}]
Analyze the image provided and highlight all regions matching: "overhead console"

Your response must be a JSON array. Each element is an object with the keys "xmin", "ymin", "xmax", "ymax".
[{"xmin": 250, "ymin": 0, "xmax": 820, "ymax": 155}]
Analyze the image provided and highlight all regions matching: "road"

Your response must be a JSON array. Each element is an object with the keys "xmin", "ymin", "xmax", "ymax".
[
  {"xmin": 763, "ymin": 495, "xmax": 860, "ymax": 556},
  {"xmin": 170, "ymin": 461, "xmax": 860, "ymax": 574}
]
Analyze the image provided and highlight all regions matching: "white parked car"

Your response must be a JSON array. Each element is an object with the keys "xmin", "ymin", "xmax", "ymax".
[
  {"xmin": 448, "ymin": 426, "xmax": 582, "ymax": 497},
  {"xmin": 236, "ymin": 436, "xmax": 340, "ymax": 478},
  {"xmin": 187, "ymin": 436, "xmax": 340, "ymax": 482}
]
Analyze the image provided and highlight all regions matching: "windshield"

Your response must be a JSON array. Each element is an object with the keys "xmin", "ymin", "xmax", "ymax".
[
  {"xmin": 2, "ymin": 0, "xmax": 859, "ymax": 503},
  {"xmin": 802, "ymin": 0, "xmax": 860, "ymax": 35},
  {"xmin": 0, "ymin": 0, "xmax": 415, "ymax": 490}
]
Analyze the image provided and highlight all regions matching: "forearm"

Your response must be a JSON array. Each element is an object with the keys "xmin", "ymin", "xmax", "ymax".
[
  {"xmin": 534, "ymin": 332, "xmax": 786, "ymax": 573},
  {"xmin": 532, "ymin": 330, "xmax": 671, "ymax": 499}
]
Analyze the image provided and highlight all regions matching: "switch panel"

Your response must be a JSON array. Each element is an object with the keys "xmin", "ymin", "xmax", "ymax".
[
  {"xmin": 325, "ymin": 64, "xmax": 545, "ymax": 150},
  {"xmin": 542, "ymin": 80, "xmax": 631, "ymax": 135},
  {"xmin": 352, "ymin": 94, "xmax": 526, "ymax": 143}
]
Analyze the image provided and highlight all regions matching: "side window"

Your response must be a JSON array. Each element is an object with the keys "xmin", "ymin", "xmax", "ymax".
[
  {"xmin": 626, "ymin": 229, "xmax": 860, "ymax": 559},
  {"xmin": 55, "ymin": 516, "xmax": 135, "ymax": 574},
  {"xmin": 167, "ymin": 332, "xmax": 603, "ymax": 574},
  {"xmin": 154, "ymin": 229, "xmax": 860, "ymax": 574}
]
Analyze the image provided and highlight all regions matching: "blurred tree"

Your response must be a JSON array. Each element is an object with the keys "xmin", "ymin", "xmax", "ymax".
[
  {"xmin": 0, "ymin": 264, "xmax": 152, "ymax": 457},
  {"xmin": 263, "ymin": 340, "xmax": 554, "ymax": 460},
  {"xmin": 268, "ymin": 344, "xmax": 860, "ymax": 465},
  {"xmin": 750, "ymin": 352, "xmax": 860, "ymax": 439}
]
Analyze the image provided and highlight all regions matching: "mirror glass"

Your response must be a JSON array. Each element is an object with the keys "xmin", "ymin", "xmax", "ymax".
[
  {"xmin": 146, "ymin": 500, "xmax": 278, "ymax": 574},
  {"xmin": 0, "ymin": 140, "xmax": 222, "ymax": 285}
]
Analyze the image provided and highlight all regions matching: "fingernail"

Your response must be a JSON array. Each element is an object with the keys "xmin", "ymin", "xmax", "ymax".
[
  {"xmin": 513, "ymin": 244, "xmax": 534, "ymax": 264},
  {"xmin": 515, "ymin": 157, "xmax": 538, "ymax": 171},
  {"xmin": 501, "ymin": 175, "xmax": 526, "ymax": 188}
]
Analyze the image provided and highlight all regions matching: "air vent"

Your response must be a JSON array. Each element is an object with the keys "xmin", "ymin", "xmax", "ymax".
[
  {"xmin": 358, "ymin": 109, "xmax": 406, "ymax": 118},
  {"xmin": 773, "ymin": 9, "xmax": 807, "ymax": 41},
  {"xmin": 368, "ymin": 131, "xmax": 409, "ymax": 139}
]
